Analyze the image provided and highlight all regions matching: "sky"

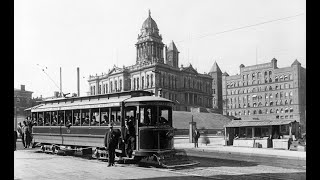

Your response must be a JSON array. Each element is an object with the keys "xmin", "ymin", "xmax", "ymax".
[{"xmin": 14, "ymin": 0, "xmax": 306, "ymax": 98}]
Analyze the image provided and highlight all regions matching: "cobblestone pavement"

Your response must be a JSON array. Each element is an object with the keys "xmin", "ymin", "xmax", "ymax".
[{"xmin": 14, "ymin": 148, "xmax": 306, "ymax": 180}]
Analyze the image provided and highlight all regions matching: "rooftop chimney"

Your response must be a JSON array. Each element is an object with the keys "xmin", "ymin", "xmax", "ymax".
[{"xmin": 21, "ymin": 85, "xmax": 25, "ymax": 91}]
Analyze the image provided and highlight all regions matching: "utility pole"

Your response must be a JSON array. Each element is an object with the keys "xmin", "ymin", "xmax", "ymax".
[{"xmin": 60, "ymin": 67, "xmax": 62, "ymax": 97}]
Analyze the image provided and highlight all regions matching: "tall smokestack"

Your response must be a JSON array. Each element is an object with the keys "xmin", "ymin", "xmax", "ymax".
[
  {"xmin": 60, "ymin": 67, "xmax": 62, "ymax": 97},
  {"xmin": 77, "ymin": 67, "xmax": 80, "ymax": 97}
]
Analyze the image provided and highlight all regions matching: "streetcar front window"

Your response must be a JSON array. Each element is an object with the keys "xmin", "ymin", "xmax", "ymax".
[
  {"xmin": 158, "ymin": 106, "xmax": 172, "ymax": 126},
  {"xmin": 139, "ymin": 106, "xmax": 156, "ymax": 126}
]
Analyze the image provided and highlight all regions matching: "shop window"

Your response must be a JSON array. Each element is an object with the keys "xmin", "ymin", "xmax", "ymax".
[
  {"xmin": 280, "ymin": 125, "xmax": 289, "ymax": 135},
  {"xmin": 239, "ymin": 127, "xmax": 246, "ymax": 138},
  {"xmin": 261, "ymin": 127, "xmax": 270, "ymax": 137},
  {"xmin": 254, "ymin": 127, "xmax": 261, "ymax": 137}
]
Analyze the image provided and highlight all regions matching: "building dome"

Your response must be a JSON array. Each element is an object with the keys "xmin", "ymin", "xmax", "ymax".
[{"xmin": 141, "ymin": 10, "xmax": 158, "ymax": 30}]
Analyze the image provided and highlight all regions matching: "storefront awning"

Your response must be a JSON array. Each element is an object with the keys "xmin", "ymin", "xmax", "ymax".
[{"xmin": 224, "ymin": 119, "xmax": 297, "ymax": 128}]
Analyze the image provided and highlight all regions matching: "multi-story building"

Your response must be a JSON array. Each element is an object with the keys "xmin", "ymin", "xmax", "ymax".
[
  {"xmin": 222, "ymin": 58, "xmax": 306, "ymax": 132},
  {"xmin": 14, "ymin": 85, "xmax": 33, "ymax": 117},
  {"xmin": 88, "ymin": 11, "xmax": 219, "ymax": 111}
]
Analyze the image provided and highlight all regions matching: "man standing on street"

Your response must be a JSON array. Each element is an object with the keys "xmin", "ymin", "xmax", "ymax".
[
  {"xmin": 194, "ymin": 128, "xmax": 200, "ymax": 148},
  {"xmin": 104, "ymin": 123, "xmax": 117, "ymax": 167},
  {"xmin": 22, "ymin": 121, "xmax": 30, "ymax": 148}
]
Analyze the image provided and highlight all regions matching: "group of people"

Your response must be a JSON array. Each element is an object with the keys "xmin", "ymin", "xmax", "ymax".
[
  {"xmin": 103, "ymin": 116, "xmax": 136, "ymax": 167},
  {"xmin": 14, "ymin": 118, "xmax": 34, "ymax": 150}
]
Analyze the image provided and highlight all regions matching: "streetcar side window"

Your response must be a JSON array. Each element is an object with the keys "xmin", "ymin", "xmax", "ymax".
[
  {"xmin": 101, "ymin": 108, "xmax": 109, "ymax": 126},
  {"xmin": 158, "ymin": 106, "xmax": 171, "ymax": 125}
]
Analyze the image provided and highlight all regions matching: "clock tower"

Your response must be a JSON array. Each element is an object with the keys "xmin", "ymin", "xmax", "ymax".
[
  {"xmin": 165, "ymin": 40, "xmax": 179, "ymax": 68},
  {"xmin": 135, "ymin": 10, "xmax": 164, "ymax": 65}
]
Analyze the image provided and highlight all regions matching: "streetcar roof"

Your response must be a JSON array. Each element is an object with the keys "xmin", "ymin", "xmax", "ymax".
[
  {"xmin": 29, "ymin": 94, "xmax": 173, "ymax": 112},
  {"xmin": 124, "ymin": 96, "xmax": 173, "ymax": 103}
]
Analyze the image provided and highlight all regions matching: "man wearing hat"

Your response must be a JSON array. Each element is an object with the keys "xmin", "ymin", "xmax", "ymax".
[{"xmin": 104, "ymin": 123, "xmax": 117, "ymax": 166}]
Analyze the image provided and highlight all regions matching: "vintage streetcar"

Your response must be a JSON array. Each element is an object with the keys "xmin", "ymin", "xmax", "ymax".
[{"xmin": 27, "ymin": 90, "xmax": 197, "ymax": 167}]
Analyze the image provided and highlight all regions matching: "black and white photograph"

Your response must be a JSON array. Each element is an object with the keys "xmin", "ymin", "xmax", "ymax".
[{"xmin": 14, "ymin": 0, "xmax": 306, "ymax": 179}]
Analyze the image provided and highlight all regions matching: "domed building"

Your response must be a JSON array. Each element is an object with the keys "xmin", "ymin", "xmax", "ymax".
[{"xmin": 88, "ymin": 10, "xmax": 222, "ymax": 112}]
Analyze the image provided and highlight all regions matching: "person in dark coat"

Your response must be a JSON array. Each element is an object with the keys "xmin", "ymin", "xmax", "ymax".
[
  {"xmin": 193, "ymin": 128, "xmax": 200, "ymax": 148},
  {"xmin": 123, "ymin": 117, "xmax": 135, "ymax": 158},
  {"xmin": 104, "ymin": 123, "xmax": 118, "ymax": 166}
]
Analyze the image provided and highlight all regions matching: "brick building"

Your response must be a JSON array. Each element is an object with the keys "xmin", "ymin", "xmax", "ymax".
[
  {"xmin": 14, "ymin": 85, "xmax": 33, "ymax": 117},
  {"xmin": 222, "ymin": 58, "xmax": 306, "ymax": 132},
  {"xmin": 88, "ymin": 11, "xmax": 221, "ymax": 112}
]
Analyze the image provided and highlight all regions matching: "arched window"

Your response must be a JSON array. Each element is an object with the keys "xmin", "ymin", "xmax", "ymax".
[
  {"xmin": 280, "ymin": 75, "xmax": 284, "ymax": 81},
  {"xmin": 289, "ymin": 74, "xmax": 293, "ymax": 80},
  {"xmin": 276, "ymin": 109, "xmax": 279, "ymax": 114},
  {"xmin": 253, "ymin": 110, "xmax": 257, "ymax": 114},
  {"xmin": 269, "ymin": 71, "xmax": 272, "ymax": 76},
  {"xmin": 275, "ymin": 76, "xmax": 278, "ymax": 82},
  {"xmin": 284, "ymin": 75, "xmax": 288, "ymax": 81},
  {"xmin": 269, "ymin": 86, "xmax": 272, "ymax": 90},
  {"xmin": 269, "ymin": 93, "xmax": 273, "ymax": 99},
  {"xmin": 289, "ymin": 91, "xmax": 293, "ymax": 97},
  {"xmin": 265, "ymin": 109, "xmax": 268, "ymax": 114},
  {"xmin": 281, "ymin": 108, "xmax": 284, "ymax": 113},
  {"xmin": 270, "ymin": 109, "xmax": 274, "ymax": 113},
  {"xmin": 259, "ymin": 110, "xmax": 262, "ymax": 114},
  {"xmin": 285, "ymin": 92, "xmax": 289, "ymax": 98},
  {"xmin": 285, "ymin": 107, "xmax": 289, "ymax": 113},
  {"xmin": 269, "ymin": 78, "xmax": 272, "ymax": 83},
  {"xmin": 265, "ymin": 102, "xmax": 268, "ymax": 106},
  {"xmin": 264, "ymin": 71, "xmax": 268, "ymax": 76},
  {"xmin": 290, "ymin": 99, "xmax": 293, "ymax": 104},
  {"xmin": 248, "ymin": 110, "xmax": 251, "ymax": 115},
  {"xmin": 270, "ymin": 101, "xmax": 273, "ymax": 106},
  {"xmin": 290, "ymin": 107, "xmax": 293, "ymax": 112},
  {"xmin": 285, "ymin": 100, "xmax": 288, "ymax": 105}
]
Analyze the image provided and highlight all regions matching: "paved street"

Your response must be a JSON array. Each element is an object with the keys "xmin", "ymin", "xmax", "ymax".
[{"xmin": 14, "ymin": 141, "xmax": 306, "ymax": 180}]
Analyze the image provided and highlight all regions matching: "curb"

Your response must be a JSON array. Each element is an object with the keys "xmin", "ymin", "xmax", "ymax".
[{"xmin": 178, "ymin": 147, "xmax": 306, "ymax": 160}]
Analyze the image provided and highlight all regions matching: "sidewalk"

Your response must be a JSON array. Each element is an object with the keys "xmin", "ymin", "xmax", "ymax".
[{"xmin": 174, "ymin": 142, "xmax": 306, "ymax": 160}]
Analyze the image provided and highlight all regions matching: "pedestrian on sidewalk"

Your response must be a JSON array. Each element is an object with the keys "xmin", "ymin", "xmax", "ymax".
[
  {"xmin": 194, "ymin": 128, "xmax": 200, "ymax": 148},
  {"xmin": 104, "ymin": 123, "xmax": 118, "ymax": 167}
]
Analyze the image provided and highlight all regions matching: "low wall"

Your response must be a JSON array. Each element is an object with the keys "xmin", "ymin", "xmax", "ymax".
[
  {"xmin": 174, "ymin": 135, "xmax": 225, "ymax": 146},
  {"xmin": 174, "ymin": 129, "xmax": 224, "ymax": 136}
]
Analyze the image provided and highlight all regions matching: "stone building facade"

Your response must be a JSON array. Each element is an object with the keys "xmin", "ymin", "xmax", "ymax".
[
  {"xmin": 88, "ymin": 11, "xmax": 219, "ymax": 111},
  {"xmin": 14, "ymin": 85, "xmax": 33, "ymax": 116},
  {"xmin": 222, "ymin": 59, "xmax": 306, "ymax": 132}
]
